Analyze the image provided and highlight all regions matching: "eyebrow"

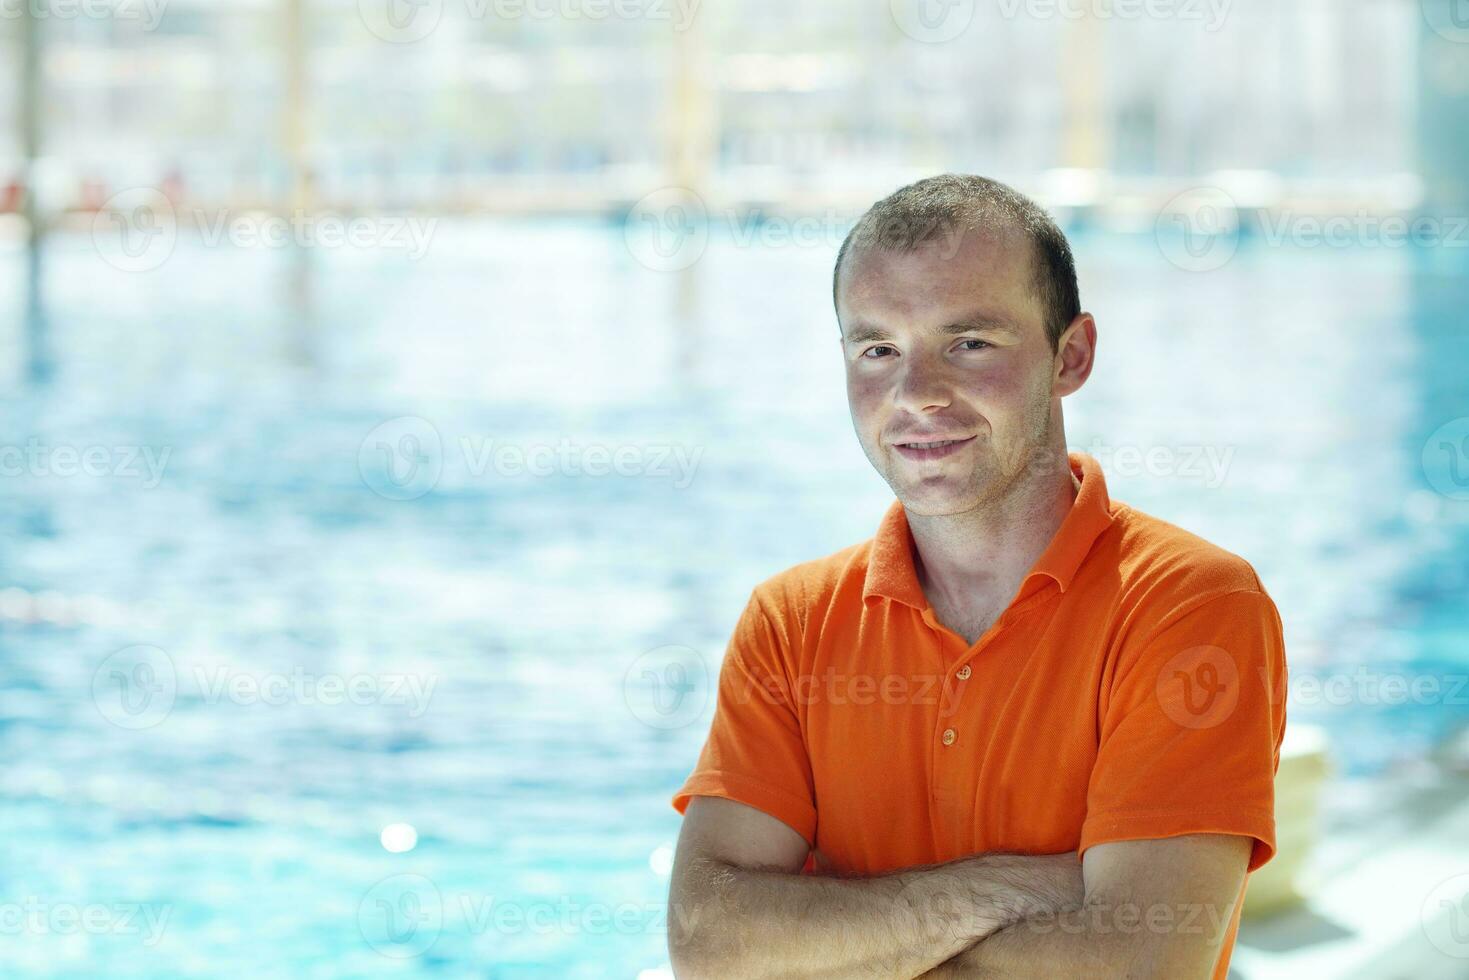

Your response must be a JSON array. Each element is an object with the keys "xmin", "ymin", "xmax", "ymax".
[{"xmin": 842, "ymin": 313, "xmax": 1021, "ymax": 346}]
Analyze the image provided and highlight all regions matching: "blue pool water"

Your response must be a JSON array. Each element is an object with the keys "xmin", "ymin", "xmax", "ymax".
[{"xmin": 0, "ymin": 217, "xmax": 1466, "ymax": 976}]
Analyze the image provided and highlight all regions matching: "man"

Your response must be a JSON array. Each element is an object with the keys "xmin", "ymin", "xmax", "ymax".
[{"xmin": 666, "ymin": 174, "xmax": 1287, "ymax": 979}]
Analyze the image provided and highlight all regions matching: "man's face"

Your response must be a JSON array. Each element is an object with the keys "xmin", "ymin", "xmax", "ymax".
[{"xmin": 836, "ymin": 225, "xmax": 1063, "ymax": 517}]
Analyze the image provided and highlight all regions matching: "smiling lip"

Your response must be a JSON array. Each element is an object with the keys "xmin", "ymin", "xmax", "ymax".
[{"xmin": 891, "ymin": 435, "xmax": 976, "ymax": 461}]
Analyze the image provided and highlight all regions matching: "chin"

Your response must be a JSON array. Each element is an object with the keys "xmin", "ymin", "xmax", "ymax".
[{"xmin": 890, "ymin": 476, "xmax": 983, "ymax": 518}]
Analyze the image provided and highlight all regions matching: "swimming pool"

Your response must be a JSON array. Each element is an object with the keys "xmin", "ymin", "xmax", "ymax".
[{"xmin": 0, "ymin": 217, "xmax": 1465, "ymax": 976}]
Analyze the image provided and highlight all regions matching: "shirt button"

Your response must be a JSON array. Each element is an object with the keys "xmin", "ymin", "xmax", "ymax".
[
  {"xmin": 956, "ymin": 665, "xmax": 972, "ymax": 680},
  {"xmin": 942, "ymin": 728, "xmax": 957, "ymax": 746}
]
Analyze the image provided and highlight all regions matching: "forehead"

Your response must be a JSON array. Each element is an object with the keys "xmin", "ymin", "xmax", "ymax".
[{"xmin": 836, "ymin": 223, "xmax": 1038, "ymax": 333}]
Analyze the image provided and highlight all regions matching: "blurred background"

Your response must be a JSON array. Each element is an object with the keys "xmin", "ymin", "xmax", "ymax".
[{"xmin": 1, "ymin": 0, "xmax": 1468, "ymax": 976}]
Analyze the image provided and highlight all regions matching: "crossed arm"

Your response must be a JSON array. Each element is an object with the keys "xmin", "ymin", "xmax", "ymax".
[{"xmin": 667, "ymin": 796, "xmax": 1250, "ymax": 980}]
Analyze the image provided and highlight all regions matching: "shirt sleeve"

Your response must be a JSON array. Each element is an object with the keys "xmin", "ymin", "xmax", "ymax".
[
  {"xmin": 670, "ymin": 588, "xmax": 818, "ymax": 846},
  {"xmin": 1079, "ymin": 587, "xmax": 1288, "ymax": 873}
]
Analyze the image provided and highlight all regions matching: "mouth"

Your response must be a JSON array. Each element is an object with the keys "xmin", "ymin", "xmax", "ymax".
[{"xmin": 891, "ymin": 436, "xmax": 976, "ymax": 461}]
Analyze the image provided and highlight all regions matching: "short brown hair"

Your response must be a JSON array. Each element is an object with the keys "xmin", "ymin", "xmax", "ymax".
[{"xmin": 833, "ymin": 174, "xmax": 1080, "ymax": 351}]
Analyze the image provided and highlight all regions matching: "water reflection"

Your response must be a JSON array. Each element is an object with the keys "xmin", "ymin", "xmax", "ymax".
[{"xmin": 0, "ymin": 221, "xmax": 1465, "ymax": 976}]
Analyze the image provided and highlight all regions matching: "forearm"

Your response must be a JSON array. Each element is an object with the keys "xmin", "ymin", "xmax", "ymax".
[
  {"xmin": 918, "ymin": 897, "xmax": 1235, "ymax": 980},
  {"xmin": 917, "ymin": 905, "xmax": 1115, "ymax": 979},
  {"xmin": 668, "ymin": 852, "xmax": 1081, "ymax": 980},
  {"xmin": 669, "ymin": 855, "xmax": 984, "ymax": 979}
]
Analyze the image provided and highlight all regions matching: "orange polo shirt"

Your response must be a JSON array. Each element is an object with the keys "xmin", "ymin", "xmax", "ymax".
[{"xmin": 672, "ymin": 451, "xmax": 1287, "ymax": 979}]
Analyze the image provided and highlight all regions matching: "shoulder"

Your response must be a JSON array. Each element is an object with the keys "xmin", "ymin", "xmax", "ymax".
[
  {"xmin": 1102, "ymin": 500, "xmax": 1276, "ymax": 624},
  {"xmin": 1093, "ymin": 504, "xmax": 1286, "ymax": 693},
  {"xmin": 744, "ymin": 538, "xmax": 873, "ymax": 638}
]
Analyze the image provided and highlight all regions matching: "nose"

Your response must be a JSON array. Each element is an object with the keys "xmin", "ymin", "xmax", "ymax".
[{"xmin": 892, "ymin": 354, "xmax": 953, "ymax": 415}]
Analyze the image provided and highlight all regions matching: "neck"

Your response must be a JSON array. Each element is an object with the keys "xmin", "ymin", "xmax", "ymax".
[{"xmin": 907, "ymin": 450, "xmax": 1079, "ymax": 622}]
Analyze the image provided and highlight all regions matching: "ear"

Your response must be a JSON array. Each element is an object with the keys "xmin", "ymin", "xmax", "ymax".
[{"xmin": 1053, "ymin": 312, "xmax": 1096, "ymax": 397}]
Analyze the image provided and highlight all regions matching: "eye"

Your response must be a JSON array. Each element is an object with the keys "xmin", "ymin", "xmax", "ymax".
[
  {"xmin": 956, "ymin": 339, "xmax": 991, "ymax": 352},
  {"xmin": 862, "ymin": 345, "xmax": 897, "ymax": 359}
]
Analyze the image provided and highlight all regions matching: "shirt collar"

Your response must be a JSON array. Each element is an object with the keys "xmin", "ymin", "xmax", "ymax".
[{"xmin": 862, "ymin": 451, "xmax": 1115, "ymax": 608}]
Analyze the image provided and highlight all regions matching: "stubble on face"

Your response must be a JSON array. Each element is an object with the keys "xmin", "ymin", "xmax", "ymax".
[{"xmin": 888, "ymin": 366, "xmax": 1056, "ymax": 520}]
